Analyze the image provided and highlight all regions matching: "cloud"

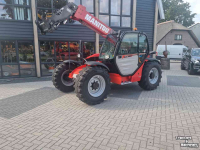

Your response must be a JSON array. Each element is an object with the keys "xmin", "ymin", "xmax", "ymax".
[
  {"xmin": 183, "ymin": 0, "xmax": 200, "ymax": 23},
  {"xmin": 194, "ymin": 14, "xmax": 200, "ymax": 23}
]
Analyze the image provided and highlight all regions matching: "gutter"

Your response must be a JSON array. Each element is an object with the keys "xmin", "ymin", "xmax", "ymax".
[{"xmin": 157, "ymin": 0, "xmax": 165, "ymax": 20}]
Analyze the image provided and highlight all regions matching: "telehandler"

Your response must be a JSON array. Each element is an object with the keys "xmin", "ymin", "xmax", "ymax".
[{"xmin": 36, "ymin": 2, "xmax": 162, "ymax": 105}]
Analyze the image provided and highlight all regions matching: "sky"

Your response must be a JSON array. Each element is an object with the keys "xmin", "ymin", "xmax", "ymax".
[{"xmin": 183, "ymin": 0, "xmax": 200, "ymax": 23}]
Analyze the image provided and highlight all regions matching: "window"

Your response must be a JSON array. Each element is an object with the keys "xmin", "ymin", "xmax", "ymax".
[
  {"xmin": 40, "ymin": 41, "xmax": 55, "ymax": 63},
  {"xmin": 53, "ymin": 0, "xmax": 68, "ymax": 9},
  {"xmin": 37, "ymin": 9, "xmax": 52, "ymax": 21},
  {"xmin": 37, "ymin": 0, "xmax": 94, "ymax": 24},
  {"xmin": 139, "ymin": 34, "xmax": 148, "ymax": 53},
  {"xmin": 99, "ymin": 0, "xmax": 108, "ymax": 13},
  {"xmin": 39, "ymin": 41, "xmax": 93, "ymax": 76},
  {"xmin": 20, "ymin": 64, "xmax": 36, "ymax": 77},
  {"xmin": 0, "ymin": 5, "xmax": 13, "ymax": 19},
  {"xmin": 0, "ymin": 40, "xmax": 36, "ymax": 78},
  {"xmin": 99, "ymin": 15, "xmax": 109, "ymax": 25},
  {"xmin": 68, "ymin": 0, "xmax": 80, "ymax": 5},
  {"xmin": 122, "ymin": 0, "xmax": 131, "ymax": 15},
  {"xmin": 2, "ymin": 65, "xmax": 19, "ymax": 77},
  {"xmin": 83, "ymin": 42, "xmax": 95, "ymax": 58},
  {"xmin": 191, "ymin": 49, "xmax": 200, "ymax": 56},
  {"xmin": 122, "ymin": 17, "xmax": 131, "ymax": 27},
  {"xmin": 111, "ymin": 0, "xmax": 120, "ymax": 15},
  {"xmin": 82, "ymin": 0, "xmax": 93, "ymax": 13},
  {"xmin": 99, "ymin": 0, "xmax": 132, "ymax": 27},
  {"xmin": 0, "ymin": 0, "xmax": 31, "ymax": 20},
  {"xmin": 118, "ymin": 33, "xmax": 138, "ymax": 55},
  {"xmin": 1, "ymin": 41, "xmax": 17, "ymax": 63},
  {"xmin": 37, "ymin": 0, "xmax": 52, "ymax": 8},
  {"xmin": 175, "ymin": 34, "xmax": 182, "ymax": 40},
  {"xmin": 18, "ymin": 42, "xmax": 35, "ymax": 63},
  {"xmin": 55, "ymin": 42, "xmax": 79, "ymax": 62},
  {"xmin": 37, "ymin": 0, "xmax": 67, "ymax": 21}
]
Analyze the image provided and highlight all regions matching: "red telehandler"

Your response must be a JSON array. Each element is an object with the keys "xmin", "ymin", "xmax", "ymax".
[{"xmin": 36, "ymin": 2, "xmax": 162, "ymax": 105}]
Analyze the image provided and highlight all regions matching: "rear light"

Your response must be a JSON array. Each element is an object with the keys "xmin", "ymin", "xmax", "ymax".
[{"xmin": 156, "ymin": 52, "xmax": 158, "ymax": 56}]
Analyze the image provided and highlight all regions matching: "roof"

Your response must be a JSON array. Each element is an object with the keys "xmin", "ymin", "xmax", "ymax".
[
  {"xmin": 156, "ymin": 20, "xmax": 200, "ymax": 47},
  {"xmin": 188, "ymin": 23, "xmax": 200, "ymax": 29},
  {"xmin": 157, "ymin": 0, "xmax": 165, "ymax": 20}
]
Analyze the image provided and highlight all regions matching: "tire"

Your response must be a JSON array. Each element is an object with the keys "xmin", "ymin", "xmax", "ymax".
[
  {"xmin": 181, "ymin": 61, "xmax": 185, "ymax": 70},
  {"xmin": 138, "ymin": 62, "xmax": 162, "ymax": 90},
  {"xmin": 52, "ymin": 63, "xmax": 77, "ymax": 93},
  {"xmin": 187, "ymin": 63, "xmax": 196, "ymax": 75},
  {"xmin": 74, "ymin": 66, "xmax": 110, "ymax": 105}
]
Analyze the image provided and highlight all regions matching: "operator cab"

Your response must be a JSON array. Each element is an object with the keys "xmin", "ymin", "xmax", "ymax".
[{"xmin": 99, "ymin": 31, "xmax": 149, "ymax": 76}]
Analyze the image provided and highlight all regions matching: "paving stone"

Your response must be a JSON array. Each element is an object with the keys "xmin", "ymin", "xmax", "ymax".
[
  {"xmin": 0, "ymin": 63, "xmax": 199, "ymax": 150},
  {"xmin": 0, "ymin": 87, "xmax": 65, "ymax": 119}
]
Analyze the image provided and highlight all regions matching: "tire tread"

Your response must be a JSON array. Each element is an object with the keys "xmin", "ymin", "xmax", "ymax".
[
  {"xmin": 138, "ymin": 62, "xmax": 162, "ymax": 90},
  {"xmin": 74, "ymin": 66, "xmax": 110, "ymax": 105}
]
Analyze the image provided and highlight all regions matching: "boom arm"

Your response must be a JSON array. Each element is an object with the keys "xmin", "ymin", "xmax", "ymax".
[{"xmin": 36, "ymin": 2, "xmax": 116, "ymax": 39}]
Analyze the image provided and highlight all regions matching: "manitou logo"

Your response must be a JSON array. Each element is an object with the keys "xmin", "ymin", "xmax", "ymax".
[{"xmin": 85, "ymin": 14, "xmax": 110, "ymax": 34}]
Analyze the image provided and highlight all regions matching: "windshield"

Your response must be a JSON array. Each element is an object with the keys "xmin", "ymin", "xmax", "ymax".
[
  {"xmin": 99, "ymin": 34, "xmax": 117, "ymax": 59},
  {"xmin": 191, "ymin": 49, "xmax": 200, "ymax": 56}
]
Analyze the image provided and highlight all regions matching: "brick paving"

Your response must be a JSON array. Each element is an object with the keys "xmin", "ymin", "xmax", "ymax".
[{"xmin": 0, "ymin": 62, "xmax": 200, "ymax": 150}]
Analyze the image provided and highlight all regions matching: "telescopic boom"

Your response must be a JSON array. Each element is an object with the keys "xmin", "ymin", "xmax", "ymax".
[{"xmin": 36, "ymin": 2, "xmax": 116, "ymax": 40}]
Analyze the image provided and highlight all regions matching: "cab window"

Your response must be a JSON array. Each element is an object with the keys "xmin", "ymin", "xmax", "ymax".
[
  {"xmin": 118, "ymin": 33, "xmax": 138, "ymax": 55},
  {"xmin": 138, "ymin": 34, "xmax": 148, "ymax": 53}
]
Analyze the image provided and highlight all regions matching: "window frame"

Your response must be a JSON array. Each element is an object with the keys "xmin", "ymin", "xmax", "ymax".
[
  {"xmin": 0, "ymin": 40, "xmax": 36, "ymax": 78},
  {"xmin": 175, "ymin": 34, "xmax": 182, "ymax": 41},
  {"xmin": 0, "ymin": 0, "xmax": 32, "ymax": 21},
  {"xmin": 99, "ymin": 0, "xmax": 132, "ymax": 28}
]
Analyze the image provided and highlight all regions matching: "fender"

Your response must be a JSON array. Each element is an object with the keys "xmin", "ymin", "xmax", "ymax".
[
  {"xmin": 146, "ymin": 58, "xmax": 161, "ymax": 65},
  {"xmin": 85, "ymin": 61, "xmax": 110, "ymax": 71},
  {"xmin": 86, "ymin": 53, "xmax": 100, "ymax": 60},
  {"xmin": 63, "ymin": 60, "xmax": 81, "ymax": 66}
]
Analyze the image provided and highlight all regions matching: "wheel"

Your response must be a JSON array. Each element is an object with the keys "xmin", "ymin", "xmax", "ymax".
[
  {"xmin": 181, "ymin": 61, "xmax": 185, "ymax": 70},
  {"xmin": 74, "ymin": 66, "xmax": 110, "ymax": 105},
  {"xmin": 187, "ymin": 63, "xmax": 196, "ymax": 75},
  {"xmin": 138, "ymin": 62, "xmax": 162, "ymax": 90},
  {"xmin": 52, "ymin": 63, "xmax": 77, "ymax": 93}
]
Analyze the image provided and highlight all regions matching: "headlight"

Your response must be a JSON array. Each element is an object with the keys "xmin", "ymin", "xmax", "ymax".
[
  {"xmin": 105, "ymin": 54, "xmax": 110, "ymax": 59},
  {"xmin": 77, "ymin": 54, "xmax": 80, "ymax": 58},
  {"xmin": 192, "ymin": 58, "xmax": 199, "ymax": 63}
]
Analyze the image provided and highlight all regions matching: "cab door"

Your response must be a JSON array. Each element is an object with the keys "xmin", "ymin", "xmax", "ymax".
[{"xmin": 115, "ymin": 33, "xmax": 140, "ymax": 76}]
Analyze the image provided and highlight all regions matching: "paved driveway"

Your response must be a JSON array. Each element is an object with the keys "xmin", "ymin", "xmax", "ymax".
[{"xmin": 0, "ymin": 62, "xmax": 200, "ymax": 150}]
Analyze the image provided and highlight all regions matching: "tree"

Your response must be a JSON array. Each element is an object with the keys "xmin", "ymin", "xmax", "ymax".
[{"xmin": 159, "ymin": 0, "xmax": 196, "ymax": 27}]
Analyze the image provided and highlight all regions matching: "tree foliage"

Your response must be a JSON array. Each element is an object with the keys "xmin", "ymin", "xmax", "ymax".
[{"xmin": 159, "ymin": 0, "xmax": 196, "ymax": 27}]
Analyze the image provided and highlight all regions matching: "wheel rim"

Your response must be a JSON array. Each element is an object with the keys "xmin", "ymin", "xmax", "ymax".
[
  {"xmin": 61, "ymin": 70, "xmax": 74, "ymax": 86},
  {"xmin": 148, "ymin": 67, "xmax": 159, "ymax": 84},
  {"xmin": 88, "ymin": 75, "xmax": 106, "ymax": 97}
]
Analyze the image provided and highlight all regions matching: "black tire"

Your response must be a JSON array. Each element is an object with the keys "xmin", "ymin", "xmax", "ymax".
[
  {"xmin": 74, "ymin": 66, "xmax": 110, "ymax": 105},
  {"xmin": 187, "ymin": 63, "xmax": 196, "ymax": 75},
  {"xmin": 181, "ymin": 61, "xmax": 185, "ymax": 70},
  {"xmin": 52, "ymin": 63, "xmax": 77, "ymax": 93},
  {"xmin": 138, "ymin": 62, "xmax": 162, "ymax": 90}
]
